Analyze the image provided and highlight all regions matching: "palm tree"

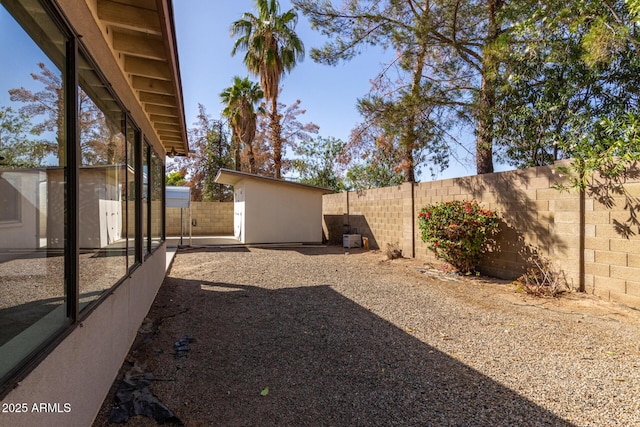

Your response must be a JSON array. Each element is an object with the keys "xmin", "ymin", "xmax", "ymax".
[
  {"xmin": 220, "ymin": 76, "xmax": 264, "ymax": 174},
  {"xmin": 231, "ymin": 0, "xmax": 304, "ymax": 179}
]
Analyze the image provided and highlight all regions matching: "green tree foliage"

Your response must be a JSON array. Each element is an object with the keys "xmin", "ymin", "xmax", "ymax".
[
  {"xmin": 0, "ymin": 106, "xmax": 50, "ymax": 168},
  {"xmin": 293, "ymin": 0, "xmax": 507, "ymax": 176},
  {"xmin": 344, "ymin": 128, "xmax": 404, "ymax": 190},
  {"xmin": 220, "ymin": 76, "xmax": 264, "ymax": 174},
  {"xmin": 291, "ymin": 136, "xmax": 345, "ymax": 192},
  {"xmin": 345, "ymin": 160, "xmax": 404, "ymax": 190},
  {"xmin": 9, "ymin": 62, "xmax": 65, "ymax": 161},
  {"xmin": 170, "ymin": 104, "xmax": 233, "ymax": 201},
  {"xmin": 166, "ymin": 170, "xmax": 186, "ymax": 187},
  {"xmin": 494, "ymin": 0, "xmax": 640, "ymax": 172},
  {"xmin": 231, "ymin": 0, "xmax": 305, "ymax": 179}
]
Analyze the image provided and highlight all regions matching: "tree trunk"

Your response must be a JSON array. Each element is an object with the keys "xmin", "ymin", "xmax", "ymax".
[
  {"xmin": 232, "ymin": 134, "xmax": 241, "ymax": 171},
  {"xmin": 247, "ymin": 143, "xmax": 257, "ymax": 174},
  {"xmin": 270, "ymin": 96, "xmax": 283, "ymax": 179},
  {"xmin": 476, "ymin": 0, "xmax": 502, "ymax": 175},
  {"xmin": 476, "ymin": 74, "xmax": 495, "ymax": 174},
  {"xmin": 401, "ymin": 35, "xmax": 429, "ymax": 183}
]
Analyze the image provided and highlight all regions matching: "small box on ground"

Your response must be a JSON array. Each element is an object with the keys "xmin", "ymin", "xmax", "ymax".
[{"xmin": 343, "ymin": 234, "xmax": 362, "ymax": 248}]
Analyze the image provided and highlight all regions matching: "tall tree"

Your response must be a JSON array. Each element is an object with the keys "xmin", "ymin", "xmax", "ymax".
[
  {"xmin": 252, "ymin": 97, "xmax": 319, "ymax": 175},
  {"xmin": 170, "ymin": 104, "xmax": 233, "ymax": 201},
  {"xmin": 494, "ymin": 0, "xmax": 640, "ymax": 175},
  {"xmin": 231, "ymin": 0, "xmax": 305, "ymax": 178},
  {"xmin": 344, "ymin": 125, "xmax": 406, "ymax": 189},
  {"xmin": 220, "ymin": 76, "xmax": 264, "ymax": 174},
  {"xmin": 293, "ymin": 0, "xmax": 506, "ymax": 175},
  {"xmin": 291, "ymin": 136, "xmax": 346, "ymax": 192}
]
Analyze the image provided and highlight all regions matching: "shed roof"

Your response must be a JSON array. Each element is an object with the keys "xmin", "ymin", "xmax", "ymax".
[{"xmin": 214, "ymin": 169, "xmax": 333, "ymax": 194}]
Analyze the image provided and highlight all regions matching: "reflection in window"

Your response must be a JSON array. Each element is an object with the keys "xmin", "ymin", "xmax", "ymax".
[
  {"xmin": 78, "ymin": 51, "xmax": 127, "ymax": 309},
  {"xmin": 0, "ymin": 176, "xmax": 21, "ymax": 223},
  {"xmin": 142, "ymin": 141, "xmax": 150, "ymax": 256},
  {"xmin": 0, "ymin": 0, "xmax": 68, "ymax": 381},
  {"xmin": 126, "ymin": 122, "xmax": 138, "ymax": 269},
  {"xmin": 151, "ymin": 150, "xmax": 163, "ymax": 249}
]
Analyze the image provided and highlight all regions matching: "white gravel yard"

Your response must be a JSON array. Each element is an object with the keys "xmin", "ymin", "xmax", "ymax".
[{"xmin": 94, "ymin": 245, "xmax": 640, "ymax": 426}]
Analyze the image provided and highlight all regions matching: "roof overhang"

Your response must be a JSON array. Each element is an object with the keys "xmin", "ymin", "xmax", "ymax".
[
  {"xmin": 215, "ymin": 169, "xmax": 334, "ymax": 194},
  {"xmin": 89, "ymin": 0, "xmax": 189, "ymax": 156}
]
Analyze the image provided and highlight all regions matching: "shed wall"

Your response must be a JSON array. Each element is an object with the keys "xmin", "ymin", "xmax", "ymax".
[{"xmin": 243, "ymin": 180, "xmax": 323, "ymax": 244}]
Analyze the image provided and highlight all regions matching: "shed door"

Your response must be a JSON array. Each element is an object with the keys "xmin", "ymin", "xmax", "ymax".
[{"xmin": 234, "ymin": 186, "xmax": 244, "ymax": 242}]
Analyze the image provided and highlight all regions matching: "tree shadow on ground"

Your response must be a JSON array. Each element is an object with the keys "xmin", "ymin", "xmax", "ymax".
[{"xmin": 121, "ymin": 276, "xmax": 574, "ymax": 426}]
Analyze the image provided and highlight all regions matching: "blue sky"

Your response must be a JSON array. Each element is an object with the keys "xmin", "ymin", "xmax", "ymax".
[{"xmin": 172, "ymin": 0, "xmax": 491, "ymax": 181}]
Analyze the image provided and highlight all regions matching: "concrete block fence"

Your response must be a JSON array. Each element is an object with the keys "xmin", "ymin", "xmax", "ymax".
[
  {"xmin": 322, "ymin": 163, "xmax": 640, "ymax": 310},
  {"xmin": 166, "ymin": 201, "xmax": 234, "ymax": 236}
]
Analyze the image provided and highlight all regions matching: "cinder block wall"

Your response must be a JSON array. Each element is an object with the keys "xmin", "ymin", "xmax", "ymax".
[
  {"xmin": 323, "ymin": 163, "xmax": 640, "ymax": 309},
  {"xmin": 166, "ymin": 202, "xmax": 233, "ymax": 236}
]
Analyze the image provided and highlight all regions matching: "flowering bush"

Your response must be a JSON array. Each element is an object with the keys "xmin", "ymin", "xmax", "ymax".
[{"xmin": 418, "ymin": 200, "xmax": 500, "ymax": 274}]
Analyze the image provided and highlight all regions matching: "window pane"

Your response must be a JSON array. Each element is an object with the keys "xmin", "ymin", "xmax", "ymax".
[
  {"xmin": 142, "ymin": 141, "xmax": 150, "ymax": 256},
  {"xmin": 0, "ymin": 0, "xmax": 68, "ymax": 380},
  {"xmin": 78, "ymin": 51, "xmax": 127, "ymax": 309},
  {"xmin": 151, "ymin": 150, "xmax": 163, "ymax": 250},
  {"xmin": 126, "ymin": 122, "xmax": 138, "ymax": 269}
]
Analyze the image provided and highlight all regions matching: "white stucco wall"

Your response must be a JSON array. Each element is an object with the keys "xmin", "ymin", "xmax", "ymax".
[{"xmin": 242, "ymin": 179, "xmax": 324, "ymax": 244}]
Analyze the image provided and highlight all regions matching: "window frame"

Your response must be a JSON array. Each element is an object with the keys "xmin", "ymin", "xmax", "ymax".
[{"xmin": 0, "ymin": 0, "xmax": 169, "ymax": 398}]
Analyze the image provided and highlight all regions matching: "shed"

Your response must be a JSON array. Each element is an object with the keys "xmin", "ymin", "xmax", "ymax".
[{"xmin": 214, "ymin": 169, "xmax": 332, "ymax": 244}]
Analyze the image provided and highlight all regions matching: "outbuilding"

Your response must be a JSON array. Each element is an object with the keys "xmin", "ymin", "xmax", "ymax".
[{"xmin": 215, "ymin": 169, "xmax": 332, "ymax": 244}]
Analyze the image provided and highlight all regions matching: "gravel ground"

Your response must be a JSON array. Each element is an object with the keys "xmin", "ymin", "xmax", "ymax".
[{"xmin": 94, "ymin": 245, "xmax": 640, "ymax": 426}]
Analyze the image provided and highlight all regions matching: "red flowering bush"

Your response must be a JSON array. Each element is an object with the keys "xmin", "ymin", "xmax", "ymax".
[{"xmin": 418, "ymin": 200, "xmax": 500, "ymax": 274}]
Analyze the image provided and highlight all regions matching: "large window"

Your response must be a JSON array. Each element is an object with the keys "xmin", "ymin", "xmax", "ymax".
[
  {"xmin": 142, "ymin": 140, "xmax": 150, "ymax": 256},
  {"xmin": 151, "ymin": 149, "xmax": 164, "ymax": 250},
  {"xmin": 0, "ymin": 0, "xmax": 69, "ymax": 382},
  {"xmin": 0, "ymin": 0, "xmax": 168, "ymax": 393},
  {"xmin": 78, "ymin": 51, "xmax": 128, "ymax": 308},
  {"xmin": 126, "ymin": 121, "xmax": 139, "ymax": 269}
]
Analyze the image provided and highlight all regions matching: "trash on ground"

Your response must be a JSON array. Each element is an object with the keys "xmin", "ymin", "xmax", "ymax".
[
  {"xmin": 108, "ymin": 364, "xmax": 181, "ymax": 425},
  {"xmin": 174, "ymin": 334, "xmax": 195, "ymax": 358}
]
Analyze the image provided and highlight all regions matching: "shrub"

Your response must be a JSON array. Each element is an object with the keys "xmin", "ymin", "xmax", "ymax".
[
  {"xmin": 418, "ymin": 200, "xmax": 499, "ymax": 274},
  {"xmin": 514, "ymin": 254, "xmax": 569, "ymax": 297}
]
